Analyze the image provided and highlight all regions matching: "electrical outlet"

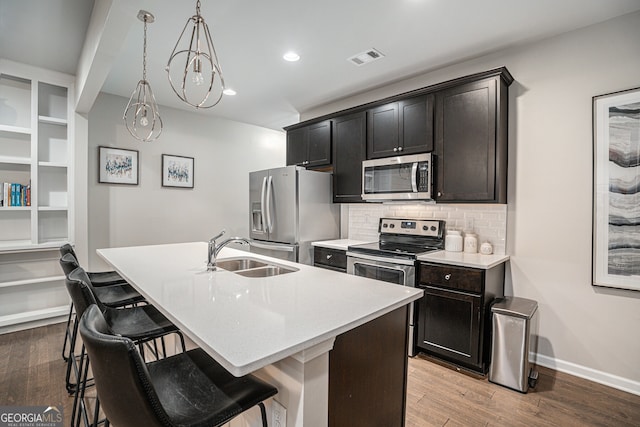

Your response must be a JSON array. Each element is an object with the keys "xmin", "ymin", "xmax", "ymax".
[{"xmin": 271, "ymin": 399, "xmax": 286, "ymax": 427}]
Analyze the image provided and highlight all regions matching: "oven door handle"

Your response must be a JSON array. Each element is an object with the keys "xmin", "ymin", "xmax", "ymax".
[{"xmin": 346, "ymin": 251, "xmax": 416, "ymax": 266}]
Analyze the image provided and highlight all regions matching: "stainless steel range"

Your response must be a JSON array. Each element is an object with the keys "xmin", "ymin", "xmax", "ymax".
[{"xmin": 346, "ymin": 218, "xmax": 445, "ymax": 356}]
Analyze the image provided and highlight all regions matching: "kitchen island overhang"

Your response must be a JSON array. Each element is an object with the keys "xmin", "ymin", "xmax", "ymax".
[{"xmin": 97, "ymin": 242, "xmax": 423, "ymax": 426}]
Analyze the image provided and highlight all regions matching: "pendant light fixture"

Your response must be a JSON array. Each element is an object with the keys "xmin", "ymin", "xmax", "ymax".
[
  {"xmin": 166, "ymin": 0, "xmax": 225, "ymax": 109},
  {"xmin": 123, "ymin": 10, "xmax": 162, "ymax": 142}
]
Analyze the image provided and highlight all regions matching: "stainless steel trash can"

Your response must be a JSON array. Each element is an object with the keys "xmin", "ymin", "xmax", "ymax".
[{"xmin": 489, "ymin": 297, "xmax": 539, "ymax": 392}]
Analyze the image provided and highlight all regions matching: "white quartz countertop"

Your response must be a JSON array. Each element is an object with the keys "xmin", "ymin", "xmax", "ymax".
[
  {"xmin": 311, "ymin": 239, "xmax": 373, "ymax": 251},
  {"xmin": 418, "ymin": 250, "xmax": 509, "ymax": 269},
  {"xmin": 97, "ymin": 242, "xmax": 422, "ymax": 377}
]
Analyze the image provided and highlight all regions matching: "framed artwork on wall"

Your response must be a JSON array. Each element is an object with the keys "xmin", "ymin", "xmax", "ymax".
[
  {"xmin": 162, "ymin": 154, "xmax": 194, "ymax": 188},
  {"xmin": 98, "ymin": 146, "xmax": 139, "ymax": 185},
  {"xmin": 592, "ymin": 86, "xmax": 640, "ymax": 291}
]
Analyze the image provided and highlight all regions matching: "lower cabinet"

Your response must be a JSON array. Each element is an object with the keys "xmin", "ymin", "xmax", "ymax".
[
  {"xmin": 415, "ymin": 262, "xmax": 505, "ymax": 373},
  {"xmin": 313, "ymin": 247, "xmax": 347, "ymax": 272}
]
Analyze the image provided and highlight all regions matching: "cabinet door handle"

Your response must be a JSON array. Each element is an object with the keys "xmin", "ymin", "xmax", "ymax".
[
  {"xmin": 437, "ymin": 191, "xmax": 442, "ymax": 197},
  {"xmin": 398, "ymin": 146, "xmax": 403, "ymax": 151},
  {"xmin": 444, "ymin": 274, "xmax": 451, "ymax": 280},
  {"xmin": 393, "ymin": 147, "xmax": 398, "ymax": 152}
]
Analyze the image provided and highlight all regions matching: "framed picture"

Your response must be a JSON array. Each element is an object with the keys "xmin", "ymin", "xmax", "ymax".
[
  {"xmin": 162, "ymin": 154, "xmax": 194, "ymax": 188},
  {"xmin": 592, "ymin": 87, "xmax": 640, "ymax": 291},
  {"xmin": 98, "ymin": 146, "xmax": 139, "ymax": 185}
]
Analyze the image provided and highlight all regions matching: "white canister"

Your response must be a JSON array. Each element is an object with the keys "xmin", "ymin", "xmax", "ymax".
[
  {"xmin": 445, "ymin": 230, "xmax": 463, "ymax": 252},
  {"xmin": 480, "ymin": 241, "xmax": 493, "ymax": 255},
  {"xmin": 464, "ymin": 233, "xmax": 478, "ymax": 253}
]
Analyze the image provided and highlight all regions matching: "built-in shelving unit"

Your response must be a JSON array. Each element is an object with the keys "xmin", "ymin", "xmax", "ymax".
[{"xmin": 0, "ymin": 59, "xmax": 74, "ymax": 332}]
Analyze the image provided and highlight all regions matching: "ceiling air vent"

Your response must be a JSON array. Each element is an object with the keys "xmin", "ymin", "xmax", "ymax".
[{"xmin": 348, "ymin": 48, "xmax": 385, "ymax": 66}]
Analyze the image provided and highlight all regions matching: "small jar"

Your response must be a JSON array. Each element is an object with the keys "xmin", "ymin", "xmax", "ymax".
[
  {"xmin": 480, "ymin": 241, "xmax": 493, "ymax": 255},
  {"xmin": 445, "ymin": 230, "xmax": 463, "ymax": 252},
  {"xmin": 464, "ymin": 233, "xmax": 478, "ymax": 253}
]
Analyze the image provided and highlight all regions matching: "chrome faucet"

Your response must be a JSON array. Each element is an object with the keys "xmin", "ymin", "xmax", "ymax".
[{"xmin": 207, "ymin": 230, "xmax": 251, "ymax": 271}]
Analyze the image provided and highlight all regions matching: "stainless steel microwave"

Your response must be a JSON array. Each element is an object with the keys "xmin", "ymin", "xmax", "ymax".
[{"xmin": 362, "ymin": 153, "xmax": 433, "ymax": 201}]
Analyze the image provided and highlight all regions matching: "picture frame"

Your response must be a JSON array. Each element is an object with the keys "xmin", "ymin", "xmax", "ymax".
[
  {"xmin": 592, "ymin": 86, "xmax": 640, "ymax": 291},
  {"xmin": 98, "ymin": 146, "xmax": 139, "ymax": 185},
  {"xmin": 162, "ymin": 154, "xmax": 194, "ymax": 188}
]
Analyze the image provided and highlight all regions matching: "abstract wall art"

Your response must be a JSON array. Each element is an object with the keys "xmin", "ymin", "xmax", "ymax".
[
  {"xmin": 593, "ymin": 87, "xmax": 640, "ymax": 291},
  {"xmin": 162, "ymin": 154, "xmax": 194, "ymax": 188},
  {"xmin": 98, "ymin": 146, "xmax": 139, "ymax": 185}
]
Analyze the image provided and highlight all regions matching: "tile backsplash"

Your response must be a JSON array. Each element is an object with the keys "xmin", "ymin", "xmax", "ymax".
[{"xmin": 346, "ymin": 203, "xmax": 507, "ymax": 255}]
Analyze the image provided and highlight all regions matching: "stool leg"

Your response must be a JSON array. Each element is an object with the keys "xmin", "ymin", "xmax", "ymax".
[
  {"xmin": 259, "ymin": 402, "xmax": 268, "ymax": 427},
  {"xmin": 62, "ymin": 303, "xmax": 74, "ymax": 362},
  {"xmin": 65, "ymin": 318, "xmax": 80, "ymax": 394}
]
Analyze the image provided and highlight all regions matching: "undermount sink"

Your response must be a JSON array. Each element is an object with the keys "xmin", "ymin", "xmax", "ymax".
[
  {"xmin": 216, "ymin": 258, "xmax": 268, "ymax": 272},
  {"xmin": 216, "ymin": 257, "xmax": 298, "ymax": 278}
]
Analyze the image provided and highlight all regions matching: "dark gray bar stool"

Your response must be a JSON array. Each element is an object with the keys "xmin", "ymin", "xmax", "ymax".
[{"xmin": 79, "ymin": 304, "xmax": 278, "ymax": 427}]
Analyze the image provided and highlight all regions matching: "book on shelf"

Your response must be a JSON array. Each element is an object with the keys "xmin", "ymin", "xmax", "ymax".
[{"xmin": 1, "ymin": 182, "xmax": 31, "ymax": 207}]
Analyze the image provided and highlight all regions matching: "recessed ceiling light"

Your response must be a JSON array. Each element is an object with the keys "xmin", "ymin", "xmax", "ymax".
[
  {"xmin": 283, "ymin": 52, "xmax": 300, "ymax": 62},
  {"xmin": 223, "ymin": 88, "xmax": 237, "ymax": 96}
]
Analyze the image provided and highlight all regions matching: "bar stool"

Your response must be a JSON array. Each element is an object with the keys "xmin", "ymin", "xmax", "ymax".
[
  {"xmin": 79, "ymin": 304, "xmax": 278, "ymax": 427},
  {"xmin": 65, "ymin": 267, "xmax": 187, "ymax": 427},
  {"xmin": 59, "ymin": 251, "xmax": 145, "ymax": 365}
]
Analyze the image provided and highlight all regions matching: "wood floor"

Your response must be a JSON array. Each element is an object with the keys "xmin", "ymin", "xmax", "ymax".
[{"xmin": 1, "ymin": 322, "xmax": 639, "ymax": 426}]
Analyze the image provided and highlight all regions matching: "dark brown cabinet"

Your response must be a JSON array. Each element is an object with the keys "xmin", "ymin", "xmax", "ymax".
[
  {"xmin": 434, "ymin": 76, "xmax": 509, "ymax": 203},
  {"xmin": 367, "ymin": 94, "xmax": 434, "ymax": 159},
  {"xmin": 333, "ymin": 112, "xmax": 366, "ymax": 203},
  {"xmin": 415, "ymin": 262, "xmax": 505, "ymax": 374},
  {"xmin": 286, "ymin": 120, "xmax": 332, "ymax": 168},
  {"xmin": 313, "ymin": 246, "xmax": 347, "ymax": 272}
]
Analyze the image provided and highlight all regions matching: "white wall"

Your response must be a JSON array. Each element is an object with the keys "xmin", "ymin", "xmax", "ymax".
[
  {"xmin": 303, "ymin": 12, "xmax": 640, "ymax": 393},
  {"xmin": 87, "ymin": 92, "xmax": 285, "ymax": 269}
]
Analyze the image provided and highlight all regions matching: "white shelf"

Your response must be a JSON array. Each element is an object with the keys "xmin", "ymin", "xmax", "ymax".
[
  {"xmin": 0, "ymin": 155, "xmax": 31, "ymax": 165},
  {"xmin": 0, "ymin": 305, "xmax": 69, "ymax": 328},
  {"xmin": 0, "ymin": 124, "xmax": 31, "ymax": 135},
  {"xmin": 0, "ymin": 206, "xmax": 31, "ymax": 211},
  {"xmin": 38, "ymin": 161, "xmax": 67, "ymax": 168},
  {"xmin": 38, "ymin": 206, "xmax": 67, "ymax": 211},
  {"xmin": 0, "ymin": 275, "xmax": 65, "ymax": 289},
  {"xmin": 38, "ymin": 115, "xmax": 67, "ymax": 126}
]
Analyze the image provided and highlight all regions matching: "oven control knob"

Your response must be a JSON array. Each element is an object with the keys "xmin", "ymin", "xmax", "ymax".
[
  {"xmin": 422, "ymin": 226, "xmax": 427, "ymax": 230},
  {"xmin": 389, "ymin": 224, "xmax": 395, "ymax": 228},
  {"xmin": 431, "ymin": 226, "xmax": 436, "ymax": 231},
  {"xmin": 383, "ymin": 224, "xmax": 388, "ymax": 228}
]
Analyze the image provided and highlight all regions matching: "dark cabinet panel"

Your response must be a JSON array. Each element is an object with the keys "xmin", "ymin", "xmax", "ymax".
[
  {"xmin": 286, "ymin": 120, "xmax": 332, "ymax": 168},
  {"xmin": 435, "ymin": 77, "xmax": 507, "ymax": 203},
  {"xmin": 313, "ymin": 247, "xmax": 347, "ymax": 272},
  {"xmin": 367, "ymin": 95, "xmax": 434, "ymax": 159},
  {"xmin": 416, "ymin": 285, "xmax": 481, "ymax": 368},
  {"xmin": 416, "ymin": 262, "xmax": 505, "ymax": 374},
  {"xmin": 400, "ymin": 95, "xmax": 434, "ymax": 154},
  {"xmin": 333, "ymin": 112, "xmax": 366, "ymax": 203},
  {"xmin": 367, "ymin": 103, "xmax": 399, "ymax": 158}
]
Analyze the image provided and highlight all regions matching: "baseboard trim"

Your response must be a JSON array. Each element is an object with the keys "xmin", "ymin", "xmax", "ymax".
[{"xmin": 534, "ymin": 352, "xmax": 640, "ymax": 397}]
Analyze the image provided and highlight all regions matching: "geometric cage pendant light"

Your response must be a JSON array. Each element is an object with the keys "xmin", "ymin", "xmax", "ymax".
[
  {"xmin": 123, "ymin": 10, "xmax": 162, "ymax": 142},
  {"xmin": 166, "ymin": 0, "xmax": 225, "ymax": 109}
]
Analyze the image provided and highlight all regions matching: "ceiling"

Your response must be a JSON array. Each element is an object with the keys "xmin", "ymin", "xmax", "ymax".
[{"xmin": 2, "ymin": 0, "xmax": 640, "ymax": 131}]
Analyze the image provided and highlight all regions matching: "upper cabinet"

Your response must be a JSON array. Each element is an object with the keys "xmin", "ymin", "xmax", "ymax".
[
  {"xmin": 286, "ymin": 120, "xmax": 332, "ymax": 168},
  {"xmin": 366, "ymin": 94, "xmax": 434, "ymax": 159},
  {"xmin": 434, "ymin": 74, "xmax": 510, "ymax": 203},
  {"xmin": 284, "ymin": 67, "xmax": 512, "ymax": 204},
  {"xmin": 333, "ymin": 112, "xmax": 366, "ymax": 203}
]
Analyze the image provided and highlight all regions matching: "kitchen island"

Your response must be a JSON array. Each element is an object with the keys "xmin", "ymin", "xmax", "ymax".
[{"xmin": 98, "ymin": 242, "xmax": 422, "ymax": 427}]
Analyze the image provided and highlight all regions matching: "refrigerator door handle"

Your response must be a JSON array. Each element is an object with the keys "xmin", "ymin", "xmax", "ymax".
[
  {"xmin": 260, "ymin": 176, "xmax": 268, "ymax": 233},
  {"xmin": 266, "ymin": 175, "xmax": 274, "ymax": 233},
  {"xmin": 250, "ymin": 241, "xmax": 295, "ymax": 252}
]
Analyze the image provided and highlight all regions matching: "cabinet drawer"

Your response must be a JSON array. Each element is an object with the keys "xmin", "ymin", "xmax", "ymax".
[
  {"xmin": 419, "ymin": 263, "xmax": 483, "ymax": 294},
  {"xmin": 314, "ymin": 247, "xmax": 347, "ymax": 271}
]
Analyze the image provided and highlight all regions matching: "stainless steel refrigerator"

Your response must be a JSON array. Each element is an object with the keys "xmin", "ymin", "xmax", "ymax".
[{"xmin": 249, "ymin": 166, "xmax": 339, "ymax": 264}]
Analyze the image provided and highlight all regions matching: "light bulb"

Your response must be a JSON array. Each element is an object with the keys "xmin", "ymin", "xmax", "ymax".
[
  {"xmin": 192, "ymin": 72, "xmax": 204, "ymax": 86},
  {"xmin": 139, "ymin": 113, "xmax": 149, "ymax": 127}
]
